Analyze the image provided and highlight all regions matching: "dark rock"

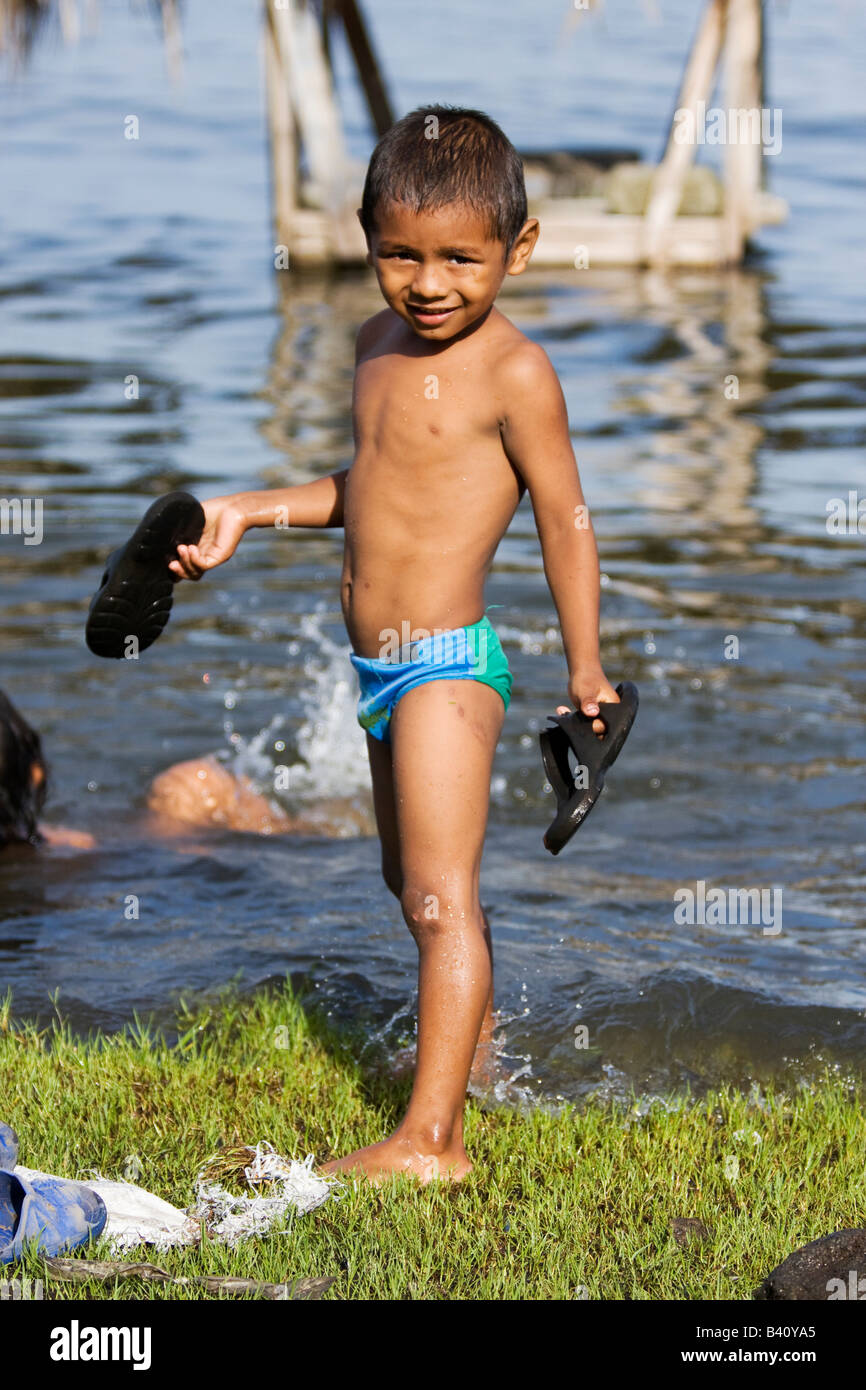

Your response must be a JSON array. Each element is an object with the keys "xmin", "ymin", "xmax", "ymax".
[
  {"xmin": 671, "ymin": 1217, "xmax": 711, "ymax": 1248},
  {"xmin": 754, "ymin": 1229, "xmax": 866, "ymax": 1300}
]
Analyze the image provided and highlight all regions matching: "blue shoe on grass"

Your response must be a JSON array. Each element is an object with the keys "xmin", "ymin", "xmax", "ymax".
[
  {"xmin": 0, "ymin": 1123, "xmax": 18, "ymax": 1169},
  {"xmin": 0, "ymin": 1168, "xmax": 107, "ymax": 1265}
]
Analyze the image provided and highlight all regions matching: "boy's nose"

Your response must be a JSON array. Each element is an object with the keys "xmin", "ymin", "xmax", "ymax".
[{"xmin": 410, "ymin": 264, "xmax": 448, "ymax": 300}]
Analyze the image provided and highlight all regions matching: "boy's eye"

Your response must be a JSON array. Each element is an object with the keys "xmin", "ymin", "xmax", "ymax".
[{"xmin": 380, "ymin": 251, "xmax": 475, "ymax": 265}]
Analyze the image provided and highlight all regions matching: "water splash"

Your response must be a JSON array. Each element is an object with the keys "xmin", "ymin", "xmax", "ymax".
[
  {"xmin": 285, "ymin": 612, "xmax": 370, "ymax": 802},
  {"xmin": 218, "ymin": 610, "xmax": 372, "ymax": 826}
]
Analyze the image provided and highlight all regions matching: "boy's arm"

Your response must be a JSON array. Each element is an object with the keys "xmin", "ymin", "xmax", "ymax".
[
  {"xmin": 499, "ymin": 343, "xmax": 619, "ymax": 727},
  {"xmin": 169, "ymin": 469, "xmax": 347, "ymax": 581},
  {"xmin": 172, "ymin": 314, "xmax": 385, "ymax": 581},
  {"xmin": 233, "ymin": 471, "xmax": 347, "ymax": 529}
]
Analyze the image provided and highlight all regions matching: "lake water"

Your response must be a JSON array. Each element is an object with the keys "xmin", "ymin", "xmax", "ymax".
[{"xmin": 1, "ymin": 0, "xmax": 864, "ymax": 1106}]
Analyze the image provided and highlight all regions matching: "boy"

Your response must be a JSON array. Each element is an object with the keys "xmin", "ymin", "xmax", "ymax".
[{"xmin": 169, "ymin": 106, "xmax": 620, "ymax": 1183}]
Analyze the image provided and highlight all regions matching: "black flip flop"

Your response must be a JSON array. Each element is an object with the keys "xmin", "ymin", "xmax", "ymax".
[
  {"xmin": 539, "ymin": 681, "xmax": 639, "ymax": 854},
  {"xmin": 85, "ymin": 491, "xmax": 205, "ymax": 659}
]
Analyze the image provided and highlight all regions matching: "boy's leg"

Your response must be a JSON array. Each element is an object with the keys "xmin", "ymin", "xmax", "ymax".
[
  {"xmin": 323, "ymin": 677, "xmax": 503, "ymax": 1182},
  {"xmin": 364, "ymin": 729, "xmax": 497, "ymax": 1079},
  {"xmin": 472, "ymin": 908, "xmax": 498, "ymax": 1084},
  {"xmin": 364, "ymin": 733, "xmax": 403, "ymax": 898}
]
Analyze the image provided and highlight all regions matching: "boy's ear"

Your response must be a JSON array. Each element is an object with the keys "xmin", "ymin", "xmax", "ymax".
[
  {"xmin": 357, "ymin": 208, "xmax": 373, "ymax": 267},
  {"xmin": 506, "ymin": 218, "xmax": 540, "ymax": 276}
]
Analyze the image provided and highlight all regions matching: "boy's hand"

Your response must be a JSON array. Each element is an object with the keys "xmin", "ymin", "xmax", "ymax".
[
  {"xmin": 556, "ymin": 668, "xmax": 620, "ymax": 737},
  {"xmin": 168, "ymin": 496, "xmax": 248, "ymax": 581}
]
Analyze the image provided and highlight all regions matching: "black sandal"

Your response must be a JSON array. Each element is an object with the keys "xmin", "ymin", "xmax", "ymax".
[
  {"xmin": 539, "ymin": 681, "xmax": 639, "ymax": 854},
  {"xmin": 85, "ymin": 491, "xmax": 205, "ymax": 659}
]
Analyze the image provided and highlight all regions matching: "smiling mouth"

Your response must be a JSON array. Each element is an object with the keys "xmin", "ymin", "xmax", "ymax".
[{"xmin": 406, "ymin": 304, "xmax": 458, "ymax": 322}]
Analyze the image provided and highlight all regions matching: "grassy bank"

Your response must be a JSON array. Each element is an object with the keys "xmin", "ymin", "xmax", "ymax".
[{"xmin": 1, "ymin": 983, "xmax": 863, "ymax": 1300}]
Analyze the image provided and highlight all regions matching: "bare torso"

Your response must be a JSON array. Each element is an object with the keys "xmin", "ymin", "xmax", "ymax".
[{"xmin": 342, "ymin": 306, "xmax": 529, "ymax": 656}]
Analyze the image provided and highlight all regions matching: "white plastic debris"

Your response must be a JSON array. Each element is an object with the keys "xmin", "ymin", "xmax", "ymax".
[
  {"xmin": 189, "ymin": 1144, "xmax": 339, "ymax": 1247},
  {"xmin": 91, "ymin": 1178, "xmax": 202, "ymax": 1253},
  {"xmin": 15, "ymin": 1142, "xmax": 340, "ymax": 1255}
]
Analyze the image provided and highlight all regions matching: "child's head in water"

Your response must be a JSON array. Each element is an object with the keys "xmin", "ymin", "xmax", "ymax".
[
  {"xmin": 0, "ymin": 689, "xmax": 47, "ymax": 848},
  {"xmin": 359, "ymin": 105, "xmax": 538, "ymax": 341}
]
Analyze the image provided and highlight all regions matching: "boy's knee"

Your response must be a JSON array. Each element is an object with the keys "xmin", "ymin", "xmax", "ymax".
[
  {"xmin": 400, "ymin": 882, "xmax": 475, "ymax": 938},
  {"xmin": 401, "ymin": 886, "xmax": 439, "ymax": 937}
]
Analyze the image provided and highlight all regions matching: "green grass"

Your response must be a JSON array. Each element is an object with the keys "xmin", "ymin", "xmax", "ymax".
[{"xmin": 1, "ymin": 982, "xmax": 863, "ymax": 1300}]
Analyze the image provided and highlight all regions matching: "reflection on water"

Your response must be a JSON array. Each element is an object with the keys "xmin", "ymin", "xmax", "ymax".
[{"xmin": 0, "ymin": 0, "xmax": 864, "ymax": 1105}]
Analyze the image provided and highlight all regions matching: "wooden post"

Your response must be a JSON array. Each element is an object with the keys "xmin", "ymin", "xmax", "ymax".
[
  {"xmin": 160, "ymin": 0, "xmax": 183, "ymax": 86},
  {"xmin": 332, "ymin": 0, "xmax": 394, "ymax": 138},
  {"xmin": 642, "ymin": 0, "xmax": 726, "ymax": 267},
  {"xmin": 265, "ymin": 0, "xmax": 361, "ymax": 264},
  {"xmin": 275, "ymin": 0, "xmax": 350, "ymax": 216},
  {"xmin": 264, "ymin": 0, "xmax": 297, "ymax": 255},
  {"xmin": 722, "ymin": 0, "xmax": 764, "ymax": 262},
  {"xmin": 57, "ymin": 0, "xmax": 81, "ymax": 44}
]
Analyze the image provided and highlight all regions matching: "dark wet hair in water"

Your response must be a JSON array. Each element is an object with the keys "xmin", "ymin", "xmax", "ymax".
[
  {"xmin": 0, "ymin": 689, "xmax": 47, "ymax": 848},
  {"xmin": 360, "ymin": 105, "xmax": 528, "ymax": 256}
]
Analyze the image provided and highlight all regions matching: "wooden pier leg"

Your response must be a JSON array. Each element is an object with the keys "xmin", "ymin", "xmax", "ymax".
[
  {"xmin": 642, "ymin": 0, "xmax": 726, "ymax": 267},
  {"xmin": 267, "ymin": 0, "xmax": 355, "ymax": 264},
  {"xmin": 161, "ymin": 0, "xmax": 183, "ymax": 85},
  {"xmin": 265, "ymin": 0, "xmax": 297, "ymax": 257},
  {"xmin": 722, "ymin": 0, "xmax": 764, "ymax": 263},
  {"xmin": 332, "ymin": 0, "xmax": 394, "ymax": 138},
  {"xmin": 57, "ymin": 0, "xmax": 81, "ymax": 45},
  {"xmin": 264, "ymin": 0, "xmax": 383, "ymax": 265},
  {"xmin": 293, "ymin": 0, "xmax": 349, "ymax": 205}
]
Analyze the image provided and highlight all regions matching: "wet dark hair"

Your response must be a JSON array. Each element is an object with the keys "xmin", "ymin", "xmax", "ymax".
[
  {"xmin": 360, "ymin": 105, "xmax": 528, "ymax": 256},
  {"xmin": 0, "ymin": 689, "xmax": 47, "ymax": 848}
]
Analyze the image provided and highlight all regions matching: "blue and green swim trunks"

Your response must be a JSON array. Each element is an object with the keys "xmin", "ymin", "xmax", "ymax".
[{"xmin": 349, "ymin": 614, "xmax": 513, "ymax": 744}]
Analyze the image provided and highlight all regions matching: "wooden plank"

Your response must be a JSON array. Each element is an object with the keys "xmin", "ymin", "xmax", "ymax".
[
  {"xmin": 288, "ymin": 198, "xmax": 784, "ymax": 269},
  {"xmin": 287, "ymin": 201, "xmax": 736, "ymax": 269},
  {"xmin": 642, "ymin": 0, "xmax": 726, "ymax": 266},
  {"xmin": 285, "ymin": 185, "xmax": 785, "ymax": 269},
  {"xmin": 535, "ymin": 209, "xmax": 729, "ymax": 268}
]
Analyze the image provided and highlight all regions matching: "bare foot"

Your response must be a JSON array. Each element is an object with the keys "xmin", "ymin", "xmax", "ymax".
[{"xmin": 320, "ymin": 1134, "xmax": 472, "ymax": 1186}]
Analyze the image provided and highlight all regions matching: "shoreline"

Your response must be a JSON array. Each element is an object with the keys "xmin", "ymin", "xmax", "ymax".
[{"xmin": 2, "ymin": 981, "xmax": 863, "ymax": 1300}]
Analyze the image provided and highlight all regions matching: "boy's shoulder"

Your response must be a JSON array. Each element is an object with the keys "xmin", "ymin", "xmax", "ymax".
[
  {"xmin": 355, "ymin": 309, "xmax": 397, "ymax": 362},
  {"xmin": 487, "ymin": 311, "xmax": 559, "ymax": 394}
]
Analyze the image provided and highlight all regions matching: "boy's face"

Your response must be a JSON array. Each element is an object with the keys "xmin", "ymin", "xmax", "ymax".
[{"xmin": 365, "ymin": 201, "xmax": 537, "ymax": 341}]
